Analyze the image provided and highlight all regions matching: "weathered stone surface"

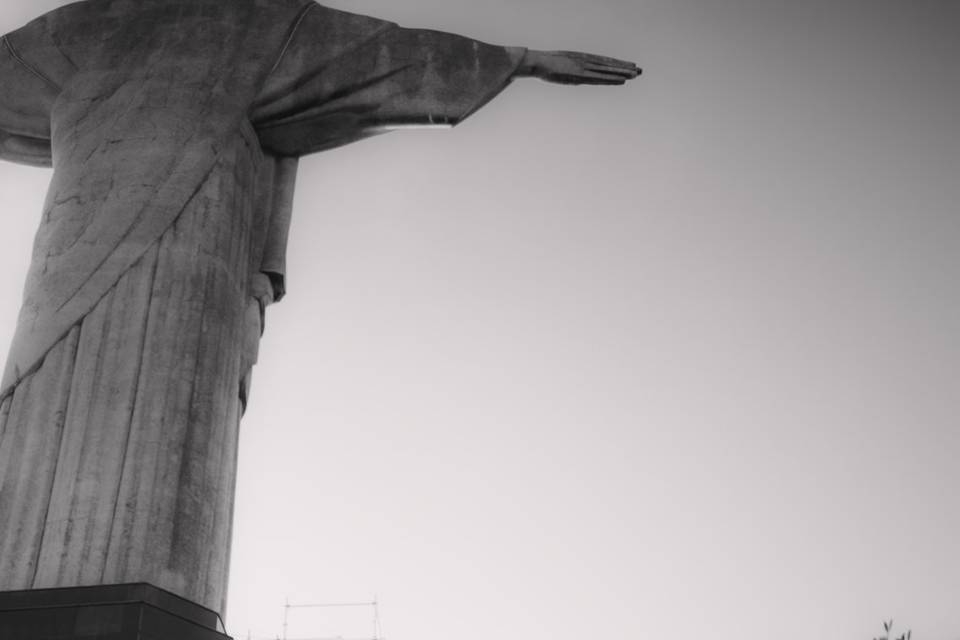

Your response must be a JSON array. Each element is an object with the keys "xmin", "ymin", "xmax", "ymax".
[
  {"xmin": 0, "ymin": 327, "xmax": 79, "ymax": 587},
  {"xmin": 0, "ymin": 0, "xmax": 639, "ymax": 624},
  {"xmin": 0, "ymin": 1, "xmax": 528, "ymax": 397},
  {"xmin": 0, "ymin": 129, "xmax": 258, "ymax": 614},
  {"xmin": 0, "ymin": 0, "xmax": 528, "ymax": 619}
]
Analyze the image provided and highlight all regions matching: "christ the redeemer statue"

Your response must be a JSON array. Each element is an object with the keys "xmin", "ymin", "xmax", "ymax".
[{"xmin": 0, "ymin": 0, "xmax": 639, "ymax": 632}]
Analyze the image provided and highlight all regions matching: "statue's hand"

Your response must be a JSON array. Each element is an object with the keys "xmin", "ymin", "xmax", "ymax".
[{"xmin": 518, "ymin": 50, "xmax": 641, "ymax": 85}]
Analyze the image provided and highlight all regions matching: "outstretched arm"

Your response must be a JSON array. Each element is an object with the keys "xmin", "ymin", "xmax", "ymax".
[
  {"xmin": 515, "ymin": 50, "xmax": 641, "ymax": 85},
  {"xmin": 253, "ymin": 4, "xmax": 641, "ymax": 156}
]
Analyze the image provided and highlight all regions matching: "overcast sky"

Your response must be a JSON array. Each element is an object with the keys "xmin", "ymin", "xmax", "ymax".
[{"xmin": 1, "ymin": 1, "xmax": 959, "ymax": 639}]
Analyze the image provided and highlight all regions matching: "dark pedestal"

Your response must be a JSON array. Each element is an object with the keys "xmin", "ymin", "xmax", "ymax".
[{"xmin": 0, "ymin": 583, "xmax": 232, "ymax": 640}]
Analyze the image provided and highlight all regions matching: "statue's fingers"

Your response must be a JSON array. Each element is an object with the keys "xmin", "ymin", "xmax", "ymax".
[
  {"xmin": 586, "ymin": 62, "xmax": 641, "ymax": 78},
  {"xmin": 576, "ymin": 70, "xmax": 628, "ymax": 85},
  {"xmin": 561, "ymin": 51, "xmax": 639, "ymax": 69},
  {"xmin": 591, "ymin": 57, "xmax": 640, "ymax": 71},
  {"xmin": 547, "ymin": 73, "xmax": 591, "ymax": 85},
  {"xmin": 585, "ymin": 63, "xmax": 641, "ymax": 79}
]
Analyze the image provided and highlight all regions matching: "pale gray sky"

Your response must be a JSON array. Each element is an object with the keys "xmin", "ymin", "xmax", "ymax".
[{"xmin": 1, "ymin": 1, "xmax": 959, "ymax": 639}]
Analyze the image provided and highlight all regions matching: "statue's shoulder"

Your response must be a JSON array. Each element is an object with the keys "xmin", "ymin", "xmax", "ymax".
[
  {"xmin": 6, "ymin": 0, "xmax": 313, "ymax": 79},
  {"xmin": 1, "ymin": 2, "xmax": 93, "ymax": 91},
  {"xmin": 24, "ymin": 0, "xmax": 313, "ymax": 34}
]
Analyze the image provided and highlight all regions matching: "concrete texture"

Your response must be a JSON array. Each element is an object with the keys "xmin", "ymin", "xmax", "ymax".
[
  {"xmin": 0, "ymin": 0, "xmax": 637, "ymax": 622},
  {"xmin": 0, "ymin": 0, "xmax": 526, "ymax": 619}
]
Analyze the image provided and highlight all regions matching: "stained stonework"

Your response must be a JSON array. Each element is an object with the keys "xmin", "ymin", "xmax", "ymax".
[{"xmin": 0, "ymin": 0, "xmax": 638, "ymax": 625}]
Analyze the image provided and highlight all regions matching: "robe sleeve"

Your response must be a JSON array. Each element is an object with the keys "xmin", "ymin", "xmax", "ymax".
[
  {"xmin": 0, "ymin": 35, "xmax": 55, "ymax": 167},
  {"xmin": 251, "ymin": 2, "xmax": 526, "ymax": 156}
]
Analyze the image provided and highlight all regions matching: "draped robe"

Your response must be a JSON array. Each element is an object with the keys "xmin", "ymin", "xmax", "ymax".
[{"xmin": 0, "ymin": 0, "xmax": 524, "ymax": 617}]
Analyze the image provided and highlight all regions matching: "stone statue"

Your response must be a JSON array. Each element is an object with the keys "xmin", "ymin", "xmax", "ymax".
[{"xmin": 0, "ymin": 0, "xmax": 638, "ymax": 632}]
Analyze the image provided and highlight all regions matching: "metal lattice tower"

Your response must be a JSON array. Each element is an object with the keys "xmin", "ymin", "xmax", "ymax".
[{"xmin": 281, "ymin": 598, "xmax": 382, "ymax": 640}]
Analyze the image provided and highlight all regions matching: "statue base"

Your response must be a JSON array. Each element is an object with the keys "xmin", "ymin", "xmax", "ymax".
[{"xmin": 0, "ymin": 583, "xmax": 232, "ymax": 640}]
